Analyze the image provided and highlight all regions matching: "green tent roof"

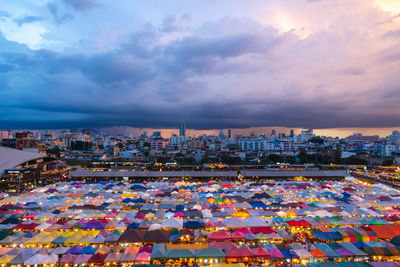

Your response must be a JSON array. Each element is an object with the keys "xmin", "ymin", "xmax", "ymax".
[
  {"xmin": 165, "ymin": 249, "xmax": 195, "ymax": 259},
  {"xmin": 195, "ymin": 248, "xmax": 225, "ymax": 258}
]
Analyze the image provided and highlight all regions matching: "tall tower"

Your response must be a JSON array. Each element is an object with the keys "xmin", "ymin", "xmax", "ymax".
[
  {"xmin": 179, "ymin": 121, "xmax": 186, "ymax": 136},
  {"xmin": 228, "ymin": 129, "xmax": 232, "ymax": 139}
]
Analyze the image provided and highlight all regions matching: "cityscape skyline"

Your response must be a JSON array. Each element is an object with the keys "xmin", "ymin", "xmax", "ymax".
[
  {"xmin": 1, "ymin": 126, "xmax": 400, "ymax": 139},
  {"xmin": 2, "ymin": 2, "xmax": 400, "ymax": 265}
]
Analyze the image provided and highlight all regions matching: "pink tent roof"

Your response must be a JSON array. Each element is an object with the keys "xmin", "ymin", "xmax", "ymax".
[
  {"xmin": 227, "ymin": 248, "xmax": 255, "ymax": 258},
  {"xmin": 208, "ymin": 230, "xmax": 231, "ymax": 240},
  {"xmin": 252, "ymin": 247, "xmax": 270, "ymax": 258},
  {"xmin": 73, "ymin": 254, "xmax": 91, "ymax": 264},
  {"xmin": 231, "ymin": 231, "xmax": 245, "ymax": 239},
  {"xmin": 233, "ymin": 228, "xmax": 251, "ymax": 234},
  {"xmin": 135, "ymin": 252, "xmax": 151, "ymax": 263},
  {"xmin": 268, "ymin": 249, "xmax": 284, "ymax": 259},
  {"xmin": 174, "ymin": 211, "xmax": 184, "ymax": 218},
  {"xmin": 60, "ymin": 254, "xmax": 76, "ymax": 264}
]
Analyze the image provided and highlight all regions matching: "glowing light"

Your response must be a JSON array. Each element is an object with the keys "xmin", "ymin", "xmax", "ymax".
[{"xmin": 375, "ymin": 0, "xmax": 400, "ymax": 15}]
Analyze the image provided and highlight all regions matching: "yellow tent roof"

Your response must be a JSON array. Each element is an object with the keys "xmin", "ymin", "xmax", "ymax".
[
  {"xmin": 65, "ymin": 233, "xmax": 85, "ymax": 243},
  {"xmin": 286, "ymin": 210, "xmax": 297, "ymax": 217},
  {"xmin": 61, "ymin": 231, "xmax": 76, "ymax": 238},
  {"xmin": 121, "ymin": 193, "xmax": 135, "ymax": 198},
  {"xmin": 231, "ymin": 211, "xmax": 251, "ymax": 218},
  {"xmin": 212, "ymin": 264, "xmax": 245, "ymax": 267},
  {"xmin": 25, "ymin": 232, "xmax": 60, "ymax": 244},
  {"xmin": 0, "ymin": 254, "xmax": 17, "ymax": 264},
  {"xmin": 223, "ymin": 198, "xmax": 231, "ymax": 204}
]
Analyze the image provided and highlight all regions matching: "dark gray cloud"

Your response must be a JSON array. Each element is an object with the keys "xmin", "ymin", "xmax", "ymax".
[
  {"xmin": 122, "ymin": 24, "xmax": 160, "ymax": 59},
  {"xmin": 1, "ymin": 13, "xmax": 400, "ymax": 130},
  {"xmin": 14, "ymin": 15, "xmax": 43, "ymax": 26},
  {"xmin": 159, "ymin": 32, "xmax": 282, "ymax": 75}
]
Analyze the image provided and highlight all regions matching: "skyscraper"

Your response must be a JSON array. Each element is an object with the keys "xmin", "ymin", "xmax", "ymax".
[
  {"xmin": 228, "ymin": 129, "xmax": 232, "ymax": 139},
  {"xmin": 179, "ymin": 121, "xmax": 186, "ymax": 136}
]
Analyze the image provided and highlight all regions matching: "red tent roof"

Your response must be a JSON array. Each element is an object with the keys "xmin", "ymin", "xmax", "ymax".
[
  {"xmin": 231, "ymin": 231, "xmax": 245, "ymax": 239},
  {"xmin": 209, "ymin": 242, "xmax": 237, "ymax": 252},
  {"xmin": 227, "ymin": 248, "xmax": 255, "ymax": 258},
  {"xmin": 251, "ymin": 227, "xmax": 275, "ymax": 234},
  {"xmin": 287, "ymin": 219, "xmax": 311, "ymax": 227},
  {"xmin": 208, "ymin": 230, "xmax": 231, "ymax": 240},
  {"xmin": 252, "ymin": 247, "xmax": 269, "ymax": 258},
  {"xmin": 88, "ymin": 253, "xmax": 107, "ymax": 263}
]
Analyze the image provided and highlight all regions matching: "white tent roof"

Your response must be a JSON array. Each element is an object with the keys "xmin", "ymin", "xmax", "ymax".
[{"xmin": 161, "ymin": 217, "xmax": 183, "ymax": 229}]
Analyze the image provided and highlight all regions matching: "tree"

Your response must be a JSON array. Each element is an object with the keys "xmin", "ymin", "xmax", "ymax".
[
  {"xmin": 342, "ymin": 156, "xmax": 368, "ymax": 165},
  {"xmin": 382, "ymin": 159, "xmax": 394, "ymax": 166},
  {"xmin": 201, "ymin": 152, "xmax": 209, "ymax": 164},
  {"xmin": 310, "ymin": 137, "xmax": 324, "ymax": 144},
  {"xmin": 267, "ymin": 154, "xmax": 284, "ymax": 163},
  {"xmin": 142, "ymin": 142, "xmax": 150, "ymax": 148},
  {"xmin": 221, "ymin": 156, "xmax": 243, "ymax": 165},
  {"xmin": 333, "ymin": 149, "xmax": 342, "ymax": 164},
  {"xmin": 298, "ymin": 151, "xmax": 309, "ymax": 164},
  {"xmin": 47, "ymin": 146, "xmax": 61, "ymax": 157}
]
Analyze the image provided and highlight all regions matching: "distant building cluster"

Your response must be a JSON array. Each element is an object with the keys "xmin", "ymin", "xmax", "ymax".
[{"xmin": 1, "ymin": 123, "xmax": 400, "ymax": 165}]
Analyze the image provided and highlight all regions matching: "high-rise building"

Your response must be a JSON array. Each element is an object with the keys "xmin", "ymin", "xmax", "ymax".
[
  {"xmin": 1, "ymin": 132, "xmax": 37, "ymax": 150},
  {"xmin": 228, "ymin": 129, "xmax": 232, "ymax": 139},
  {"xmin": 179, "ymin": 121, "xmax": 186, "ymax": 136},
  {"xmin": 290, "ymin": 129, "xmax": 294, "ymax": 137},
  {"xmin": 0, "ymin": 131, "xmax": 9, "ymax": 141},
  {"xmin": 151, "ymin": 131, "xmax": 162, "ymax": 138},
  {"xmin": 271, "ymin": 129, "xmax": 276, "ymax": 136},
  {"xmin": 219, "ymin": 130, "xmax": 225, "ymax": 138}
]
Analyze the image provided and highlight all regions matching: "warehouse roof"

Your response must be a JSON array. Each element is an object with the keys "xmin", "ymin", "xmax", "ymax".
[
  {"xmin": 70, "ymin": 168, "xmax": 347, "ymax": 178},
  {"xmin": 0, "ymin": 147, "xmax": 47, "ymax": 177}
]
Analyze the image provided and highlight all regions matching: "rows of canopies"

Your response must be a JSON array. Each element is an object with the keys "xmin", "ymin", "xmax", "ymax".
[{"xmin": 0, "ymin": 178, "xmax": 400, "ymax": 266}]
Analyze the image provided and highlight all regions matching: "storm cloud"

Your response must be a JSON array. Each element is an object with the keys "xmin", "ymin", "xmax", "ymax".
[{"xmin": 1, "ymin": 0, "xmax": 400, "ymax": 130}]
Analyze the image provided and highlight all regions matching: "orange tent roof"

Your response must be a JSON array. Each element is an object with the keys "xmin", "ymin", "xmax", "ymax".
[
  {"xmin": 231, "ymin": 211, "xmax": 251, "ymax": 218},
  {"xmin": 369, "ymin": 225, "xmax": 400, "ymax": 239},
  {"xmin": 310, "ymin": 248, "xmax": 327, "ymax": 258},
  {"xmin": 124, "ymin": 246, "xmax": 140, "ymax": 254}
]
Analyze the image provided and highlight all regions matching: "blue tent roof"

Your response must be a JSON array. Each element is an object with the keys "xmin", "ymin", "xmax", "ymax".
[{"xmin": 81, "ymin": 246, "xmax": 98, "ymax": 254}]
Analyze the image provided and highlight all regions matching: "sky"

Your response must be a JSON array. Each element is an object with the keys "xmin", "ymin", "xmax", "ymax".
[{"xmin": 1, "ymin": 0, "xmax": 400, "ymax": 135}]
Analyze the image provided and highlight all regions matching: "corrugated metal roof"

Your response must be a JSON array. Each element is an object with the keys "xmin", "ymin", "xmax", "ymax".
[
  {"xmin": 0, "ymin": 147, "xmax": 46, "ymax": 177},
  {"xmin": 70, "ymin": 169, "xmax": 347, "ymax": 178}
]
